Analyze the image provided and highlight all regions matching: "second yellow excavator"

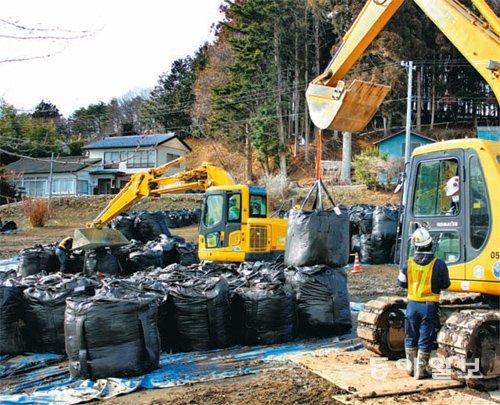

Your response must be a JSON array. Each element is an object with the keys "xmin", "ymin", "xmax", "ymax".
[{"xmin": 73, "ymin": 157, "xmax": 287, "ymax": 263}]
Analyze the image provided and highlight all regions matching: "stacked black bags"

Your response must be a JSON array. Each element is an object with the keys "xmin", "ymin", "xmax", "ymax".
[
  {"xmin": 65, "ymin": 288, "xmax": 160, "ymax": 379},
  {"xmin": 348, "ymin": 205, "xmax": 399, "ymax": 264},
  {"xmin": 0, "ymin": 272, "xmax": 29, "ymax": 354},
  {"xmin": 371, "ymin": 206, "xmax": 398, "ymax": 264},
  {"xmin": 286, "ymin": 266, "xmax": 351, "ymax": 336}
]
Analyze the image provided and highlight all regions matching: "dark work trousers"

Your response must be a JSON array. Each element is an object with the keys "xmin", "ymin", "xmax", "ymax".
[
  {"xmin": 404, "ymin": 300, "xmax": 440, "ymax": 354},
  {"xmin": 55, "ymin": 247, "xmax": 67, "ymax": 273}
]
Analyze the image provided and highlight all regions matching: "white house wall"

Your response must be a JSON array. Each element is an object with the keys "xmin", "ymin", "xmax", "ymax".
[
  {"xmin": 19, "ymin": 170, "xmax": 94, "ymax": 197},
  {"xmin": 86, "ymin": 141, "xmax": 189, "ymax": 175}
]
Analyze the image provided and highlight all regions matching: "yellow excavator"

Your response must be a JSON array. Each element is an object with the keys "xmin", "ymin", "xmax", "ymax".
[
  {"xmin": 306, "ymin": 0, "xmax": 499, "ymax": 387},
  {"xmin": 73, "ymin": 156, "xmax": 288, "ymax": 262}
]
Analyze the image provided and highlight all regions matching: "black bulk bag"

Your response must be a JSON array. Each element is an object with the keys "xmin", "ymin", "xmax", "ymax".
[
  {"xmin": 24, "ymin": 274, "xmax": 98, "ymax": 354},
  {"xmin": 128, "ymin": 246, "xmax": 164, "ymax": 273},
  {"xmin": 19, "ymin": 245, "xmax": 54, "ymax": 277},
  {"xmin": 372, "ymin": 206, "xmax": 398, "ymax": 239},
  {"xmin": 285, "ymin": 266, "xmax": 351, "ymax": 336},
  {"xmin": 351, "ymin": 234, "xmax": 361, "ymax": 256},
  {"xmin": 370, "ymin": 235, "xmax": 392, "ymax": 264},
  {"xmin": 284, "ymin": 180, "xmax": 349, "ymax": 267},
  {"xmin": 358, "ymin": 210, "xmax": 374, "ymax": 235},
  {"xmin": 84, "ymin": 248, "xmax": 121, "ymax": 276},
  {"xmin": 108, "ymin": 213, "xmax": 136, "ymax": 241},
  {"xmin": 168, "ymin": 277, "xmax": 231, "ymax": 352},
  {"xmin": 0, "ymin": 278, "xmax": 29, "ymax": 354},
  {"xmin": 177, "ymin": 242, "xmax": 199, "ymax": 266},
  {"xmin": 1, "ymin": 220, "xmax": 17, "ymax": 232},
  {"xmin": 65, "ymin": 293, "xmax": 160, "ymax": 379},
  {"xmin": 232, "ymin": 282, "xmax": 296, "ymax": 345},
  {"xmin": 134, "ymin": 211, "xmax": 171, "ymax": 242},
  {"xmin": 64, "ymin": 251, "xmax": 85, "ymax": 274},
  {"xmin": 359, "ymin": 234, "xmax": 372, "ymax": 264}
]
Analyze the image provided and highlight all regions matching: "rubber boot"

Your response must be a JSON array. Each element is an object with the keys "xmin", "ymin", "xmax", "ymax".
[
  {"xmin": 415, "ymin": 352, "xmax": 431, "ymax": 380},
  {"xmin": 405, "ymin": 348, "xmax": 417, "ymax": 377}
]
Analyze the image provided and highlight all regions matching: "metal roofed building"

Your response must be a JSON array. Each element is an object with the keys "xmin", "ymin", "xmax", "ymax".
[
  {"xmin": 373, "ymin": 130, "xmax": 436, "ymax": 159},
  {"xmin": 83, "ymin": 133, "xmax": 191, "ymax": 194}
]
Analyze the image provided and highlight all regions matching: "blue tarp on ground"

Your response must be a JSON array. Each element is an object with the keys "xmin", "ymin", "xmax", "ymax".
[
  {"xmin": 0, "ymin": 256, "xmax": 19, "ymax": 273},
  {"xmin": 0, "ymin": 333, "xmax": 362, "ymax": 404}
]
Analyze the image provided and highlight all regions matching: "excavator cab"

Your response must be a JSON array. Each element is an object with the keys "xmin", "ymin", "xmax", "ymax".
[
  {"xmin": 400, "ymin": 139, "xmax": 499, "ymax": 296},
  {"xmin": 198, "ymin": 185, "xmax": 287, "ymax": 262}
]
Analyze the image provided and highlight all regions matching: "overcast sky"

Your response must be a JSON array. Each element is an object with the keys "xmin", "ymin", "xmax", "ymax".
[{"xmin": 0, "ymin": 0, "xmax": 223, "ymax": 117}]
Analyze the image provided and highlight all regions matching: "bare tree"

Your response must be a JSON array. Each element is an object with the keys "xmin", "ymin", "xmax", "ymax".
[{"xmin": 0, "ymin": 17, "xmax": 97, "ymax": 63}]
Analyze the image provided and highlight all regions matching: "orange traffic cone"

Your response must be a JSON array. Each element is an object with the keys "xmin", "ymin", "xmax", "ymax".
[{"xmin": 351, "ymin": 252, "xmax": 362, "ymax": 273}]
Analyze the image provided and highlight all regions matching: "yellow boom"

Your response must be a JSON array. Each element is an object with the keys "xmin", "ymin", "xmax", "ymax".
[{"xmin": 306, "ymin": 0, "xmax": 500, "ymax": 132}]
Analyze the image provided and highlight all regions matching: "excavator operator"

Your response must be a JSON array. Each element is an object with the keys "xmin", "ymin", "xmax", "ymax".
[{"xmin": 397, "ymin": 228, "xmax": 450, "ymax": 379}]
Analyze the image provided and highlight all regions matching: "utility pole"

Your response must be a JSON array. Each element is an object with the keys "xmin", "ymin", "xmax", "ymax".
[
  {"xmin": 341, "ymin": 131, "xmax": 352, "ymax": 184},
  {"xmin": 47, "ymin": 152, "xmax": 54, "ymax": 219},
  {"xmin": 401, "ymin": 61, "xmax": 415, "ymax": 205}
]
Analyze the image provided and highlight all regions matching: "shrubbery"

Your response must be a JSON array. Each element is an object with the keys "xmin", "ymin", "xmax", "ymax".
[
  {"xmin": 354, "ymin": 149, "xmax": 403, "ymax": 191},
  {"xmin": 22, "ymin": 198, "xmax": 51, "ymax": 227}
]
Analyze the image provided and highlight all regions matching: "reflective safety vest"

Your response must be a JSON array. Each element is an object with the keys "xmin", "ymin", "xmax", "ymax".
[{"xmin": 407, "ymin": 257, "xmax": 440, "ymax": 303}]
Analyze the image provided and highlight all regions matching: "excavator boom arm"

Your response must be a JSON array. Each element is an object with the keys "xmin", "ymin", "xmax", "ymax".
[
  {"xmin": 414, "ymin": 0, "xmax": 500, "ymax": 100},
  {"xmin": 312, "ymin": 0, "xmax": 404, "ymax": 87},
  {"xmin": 307, "ymin": 0, "xmax": 500, "ymax": 132},
  {"xmin": 73, "ymin": 157, "xmax": 235, "ymax": 250}
]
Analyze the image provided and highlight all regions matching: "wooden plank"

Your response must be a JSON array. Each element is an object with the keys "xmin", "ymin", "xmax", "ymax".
[
  {"xmin": 292, "ymin": 349, "xmax": 463, "ymax": 398},
  {"xmin": 333, "ymin": 389, "xmax": 495, "ymax": 404}
]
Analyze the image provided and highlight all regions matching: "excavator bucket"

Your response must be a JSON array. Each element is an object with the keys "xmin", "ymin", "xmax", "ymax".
[
  {"xmin": 306, "ymin": 79, "xmax": 390, "ymax": 132},
  {"xmin": 73, "ymin": 228, "xmax": 129, "ymax": 251}
]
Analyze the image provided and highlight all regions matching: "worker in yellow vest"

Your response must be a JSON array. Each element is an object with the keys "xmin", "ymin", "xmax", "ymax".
[
  {"xmin": 55, "ymin": 237, "xmax": 73, "ymax": 273},
  {"xmin": 397, "ymin": 228, "xmax": 450, "ymax": 379}
]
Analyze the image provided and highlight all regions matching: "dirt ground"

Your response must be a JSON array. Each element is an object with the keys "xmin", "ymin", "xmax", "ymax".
[{"xmin": 103, "ymin": 366, "xmax": 346, "ymax": 405}]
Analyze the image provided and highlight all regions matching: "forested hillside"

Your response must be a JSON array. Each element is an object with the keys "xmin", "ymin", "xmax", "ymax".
[{"xmin": 1, "ymin": 0, "xmax": 498, "ymax": 175}]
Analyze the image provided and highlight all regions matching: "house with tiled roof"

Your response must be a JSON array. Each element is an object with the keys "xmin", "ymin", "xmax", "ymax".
[
  {"xmin": 7, "ymin": 156, "xmax": 100, "ymax": 197},
  {"xmin": 7, "ymin": 134, "xmax": 191, "ymax": 197}
]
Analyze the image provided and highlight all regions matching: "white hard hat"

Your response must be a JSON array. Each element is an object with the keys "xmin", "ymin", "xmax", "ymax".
[
  {"xmin": 412, "ymin": 228, "xmax": 432, "ymax": 247},
  {"xmin": 445, "ymin": 176, "xmax": 459, "ymax": 197}
]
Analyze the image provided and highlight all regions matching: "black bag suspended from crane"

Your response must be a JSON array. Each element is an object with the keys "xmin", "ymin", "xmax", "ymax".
[{"xmin": 284, "ymin": 180, "xmax": 349, "ymax": 267}]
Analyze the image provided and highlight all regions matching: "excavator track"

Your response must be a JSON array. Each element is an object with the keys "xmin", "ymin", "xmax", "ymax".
[
  {"xmin": 357, "ymin": 296, "xmax": 407, "ymax": 359},
  {"xmin": 357, "ymin": 294, "xmax": 484, "ymax": 360},
  {"xmin": 437, "ymin": 309, "xmax": 500, "ymax": 390}
]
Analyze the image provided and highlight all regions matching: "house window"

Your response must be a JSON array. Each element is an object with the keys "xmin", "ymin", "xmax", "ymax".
[
  {"xmin": 128, "ymin": 150, "xmax": 155, "ymax": 168},
  {"xmin": 77, "ymin": 180, "xmax": 89, "ymax": 195},
  {"xmin": 24, "ymin": 177, "xmax": 48, "ymax": 196},
  {"xmin": 167, "ymin": 153, "xmax": 179, "ymax": 163},
  {"xmin": 401, "ymin": 142, "xmax": 421, "ymax": 156},
  {"xmin": 53, "ymin": 178, "xmax": 74, "ymax": 194},
  {"xmin": 104, "ymin": 152, "xmax": 120, "ymax": 169}
]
